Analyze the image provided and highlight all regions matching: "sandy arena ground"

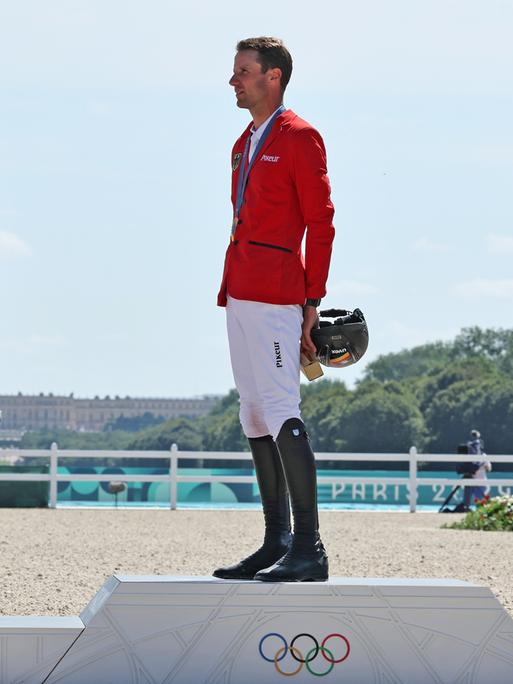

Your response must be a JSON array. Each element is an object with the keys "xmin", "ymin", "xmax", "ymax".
[{"xmin": 0, "ymin": 509, "xmax": 511, "ymax": 617}]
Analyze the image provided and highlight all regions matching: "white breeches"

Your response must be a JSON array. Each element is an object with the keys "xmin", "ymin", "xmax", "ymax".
[{"xmin": 226, "ymin": 296, "xmax": 303, "ymax": 440}]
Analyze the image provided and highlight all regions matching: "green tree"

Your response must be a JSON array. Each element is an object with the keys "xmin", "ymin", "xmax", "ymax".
[
  {"xmin": 202, "ymin": 405, "xmax": 246, "ymax": 451},
  {"xmin": 300, "ymin": 379, "xmax": 349, "ymax": 450},
  {"xmin": 20, "ymin": 429, "xmax": 133, "ymax": 450},
  {"xmin": 451, "ymin": 326, "xmax": 513, "ymax": 368},
  {"xmin": 363, "ymin": 327, "xmax": 513, "ymax": 384},
  {"xmin": 425, "ymin": 374, "xmax": 513, "ymax": 454},
  {"xmin": 363, "ymin": 342, "xmax": 453, "ymax": 383},
  {"xmin": 417, "ymin": 357, "xmax": 498, "ymax": 414},
  {"xmin": 336, "ymin": 380, "xmax": 426, "ymax": 452},
  {"xmin": 104, "ymin": 412, "xmax": 166, "ymax": 433},
  {"xmin": 201, "ymin": 389, "xmax": 246, "ymax": 451},
  {"xmin": 128, "ymin": 418, "xmax": 204, "ymax": 451}
]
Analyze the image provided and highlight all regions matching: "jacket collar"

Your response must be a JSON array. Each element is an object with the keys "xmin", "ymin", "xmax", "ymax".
[{"xmin": 238, "ymin": 109, "xmax": 297, "ymax": 152}]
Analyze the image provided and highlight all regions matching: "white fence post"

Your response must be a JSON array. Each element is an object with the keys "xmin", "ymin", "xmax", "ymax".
[
  {"xmin": 170, "ymin": 443, "xmax": 178, "ymax": 510},
  {"xmin": 409, "ymin": 446, "xmax": 418, "ymax": 513},
  {"xmin": 49, "ymin": 442, "xmax": 58, "ymax": 509}
]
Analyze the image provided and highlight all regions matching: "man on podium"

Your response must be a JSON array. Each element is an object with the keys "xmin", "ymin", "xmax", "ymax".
[{"xmin": 214, "ymin": 37, "xmax": 335, "ymax": 582}]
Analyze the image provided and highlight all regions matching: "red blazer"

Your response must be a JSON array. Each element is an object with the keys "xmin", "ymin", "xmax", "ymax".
[{"xmin": 217, "ymin": 109, "xmax": 335, "ymax": 307}]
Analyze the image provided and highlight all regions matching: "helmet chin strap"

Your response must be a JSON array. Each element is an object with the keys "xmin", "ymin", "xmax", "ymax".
[
  {"xmin": 319, "ymin": 344, "xmax": 331, "ymax": 365},
  {"xmin": 319, "ymin": 308, "xmax": 350, "ymax": 318},
  {"xmin": 319, "ymin": 308, "xmax": 366, "ymax": 326}
]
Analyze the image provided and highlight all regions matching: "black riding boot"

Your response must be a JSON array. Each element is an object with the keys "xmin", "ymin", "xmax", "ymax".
[
  {"xmin": 255, "ymin": 418, "xmax": 328, "ymax": 582},
  {"xmin": 213, "ymin": 435, "xmax": 292, "ymax": 579}
]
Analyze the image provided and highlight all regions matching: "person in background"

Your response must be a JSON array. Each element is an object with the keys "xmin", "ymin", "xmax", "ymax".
[{"xmin": 462, "ymin": 429, "xmax": 492, "ymax": 510}]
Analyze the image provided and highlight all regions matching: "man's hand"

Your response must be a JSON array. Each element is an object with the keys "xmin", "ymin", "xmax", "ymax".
[{"xmin": 301, "ymin": 306, "xmax": 319, "ymax": 362}]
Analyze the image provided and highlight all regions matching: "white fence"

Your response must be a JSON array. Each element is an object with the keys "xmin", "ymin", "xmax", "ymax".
[{"xmin": 1, "ymin": 444, "xmax": 513, "ymax": 512}]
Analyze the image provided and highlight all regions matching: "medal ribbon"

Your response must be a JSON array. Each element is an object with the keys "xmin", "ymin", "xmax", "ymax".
[{"xmin": 231, "ymin": 104, "xmax": 286, "ymax": 238}]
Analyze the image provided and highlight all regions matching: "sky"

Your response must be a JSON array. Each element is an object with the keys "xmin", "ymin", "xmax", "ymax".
[{"xmin": 1, "ymin": 0, "xmax": 512, "ymax": 399}]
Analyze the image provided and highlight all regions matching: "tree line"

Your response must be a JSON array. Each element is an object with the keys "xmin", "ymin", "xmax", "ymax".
[{"xmin": 18, "ymin": 327, "xmax": 513, "ymax": 455}]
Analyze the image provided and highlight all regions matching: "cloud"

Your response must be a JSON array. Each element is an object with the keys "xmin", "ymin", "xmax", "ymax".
[
  {"xmin": 375, "ymin": 320, "xmax": 458, "ymax": 350},
  {"xmin": 0, "ymin": 230, "xmax": 31, "ymax": 258},
  {"xmin": 329, "ymin": 280, "xmax": 378, "ymax": 297},
  {"xmin": 487, "ymin": 233, "xmax": 513, "ymax": 254},
  {"xmin": 453, "ymin": 278, "xmax": 513, "ymax": 299},
  {"xmin": 412, "ymin": 237, "xmax": 450, "ymax": 254}
]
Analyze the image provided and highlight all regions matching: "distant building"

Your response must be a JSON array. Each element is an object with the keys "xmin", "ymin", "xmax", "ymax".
[
  {"xmin": 0, "ymin": 429, "xmax": 24, "ymax": 444},
  {"xmin": 0, "ymin": 393, "xmax": 219, "ymax": 432}
]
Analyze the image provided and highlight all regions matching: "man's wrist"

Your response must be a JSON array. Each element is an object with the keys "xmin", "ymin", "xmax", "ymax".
[{"xmin": 305, "ymin": 298, "xmax": 321, "ymax": 308}]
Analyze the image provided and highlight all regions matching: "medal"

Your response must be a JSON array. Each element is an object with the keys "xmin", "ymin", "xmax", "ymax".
[{"xmin": 231, "ymin": 216, "xmax": 239, "ymax": 237}]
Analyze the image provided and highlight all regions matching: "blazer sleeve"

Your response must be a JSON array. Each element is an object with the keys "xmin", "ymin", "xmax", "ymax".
[{"xmin": 292, "ymin": 127, "xmax": 335, "ymax": 299}]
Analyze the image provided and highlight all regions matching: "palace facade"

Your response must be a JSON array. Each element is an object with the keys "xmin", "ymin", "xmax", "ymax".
[{"xmin": 0, "ymin": 393, "xmax": 219, "ymax": 432}]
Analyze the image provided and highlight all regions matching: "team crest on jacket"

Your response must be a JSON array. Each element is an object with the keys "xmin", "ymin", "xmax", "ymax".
[{"xmin": 232, "ymin": 153, "xmax": 242, "ymax": 171}]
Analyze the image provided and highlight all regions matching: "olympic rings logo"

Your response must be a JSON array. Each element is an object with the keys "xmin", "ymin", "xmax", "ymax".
[{"xmin": 258, "ymin": 632, "xmax": 350, "ymax": 677}]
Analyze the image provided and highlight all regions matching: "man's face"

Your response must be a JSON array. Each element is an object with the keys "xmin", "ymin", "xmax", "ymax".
[{"xmin": 229, "ymin": 50, "xmax": 271, "ymax": 109}]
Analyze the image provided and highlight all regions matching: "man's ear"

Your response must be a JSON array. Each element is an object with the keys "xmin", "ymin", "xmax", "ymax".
[{"xmin": 269, "ymin": 67, "xmax": 282, "ymax": 83}]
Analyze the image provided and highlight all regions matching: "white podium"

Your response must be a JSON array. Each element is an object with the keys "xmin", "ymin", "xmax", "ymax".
[
  {"xmin": 0, "ymin": 616, "xmax": 82, "ymax": 684},
  {"xmin": 2, "ymin": 576, "xmax": 513, "ymax": 684}
]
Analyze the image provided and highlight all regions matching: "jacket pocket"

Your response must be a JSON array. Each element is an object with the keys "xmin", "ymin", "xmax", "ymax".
[{"xmin": 248, "ymin": 240, "xmax": 292, "ymax": 253}]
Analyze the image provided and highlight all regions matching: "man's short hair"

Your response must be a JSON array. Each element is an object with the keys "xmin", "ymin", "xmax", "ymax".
[{"xmin": 236, "ymin": 37, "xmax": 293, "ymax": 93}]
